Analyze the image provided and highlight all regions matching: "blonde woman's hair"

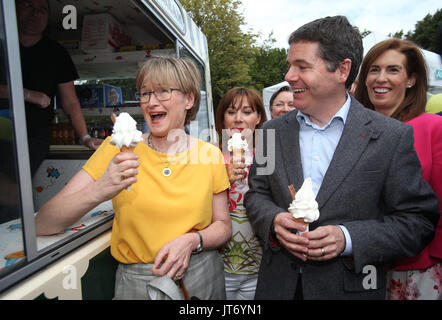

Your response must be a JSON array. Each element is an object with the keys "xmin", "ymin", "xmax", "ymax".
[{"xmin": 136, "ymin": 56, "xmax": 202, "ymax": 125}]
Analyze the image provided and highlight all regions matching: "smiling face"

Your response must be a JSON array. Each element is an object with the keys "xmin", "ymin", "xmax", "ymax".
[
  {"xmin": 223, "ymin": 95, "xmax": 261, "ymax": 138},
  {"xmin": 284, "ymin": 41, "xmax": 348, "ymax": 122},
  {"xmin": 139, "ymin": 82, "xmax": 194, "ymax": 138},
  {"xmin": 270, "ymin": 91, "xmax": 295, "ymax": 118},
  {"xmin": 365, "ymin": 49, "xmax": 416, "ymax": 117}
]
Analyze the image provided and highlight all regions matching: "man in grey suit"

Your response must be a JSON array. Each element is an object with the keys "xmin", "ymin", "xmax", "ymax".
[{"xmin": 244, "ymin": 16, "xmax": 439, "ymax": 299}]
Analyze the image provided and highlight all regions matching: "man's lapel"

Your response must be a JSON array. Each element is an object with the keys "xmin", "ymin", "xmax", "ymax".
[
  {"xmin": 315, "ymin": 99, "xmax": 380, "ymax": 210},
  {"xmin": 280, "ymin": 112, "xmax": 304, "ymax": 193}
]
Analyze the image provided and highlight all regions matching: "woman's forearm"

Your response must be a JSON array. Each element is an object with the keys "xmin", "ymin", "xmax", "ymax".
[
  {"xmin": 198, "ymin": 219, "xmax": 232, "ymax": 251},
  {"xmin": 35, "ymin": 170, "xmax": 102, "ymax": 236},
  {"xmin": 35, "ymin": 183, "xmax": 101, "ymax": 236}
]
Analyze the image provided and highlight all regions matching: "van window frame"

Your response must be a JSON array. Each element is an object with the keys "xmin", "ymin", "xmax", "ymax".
[{"xmin": 0, "ymin": 0, "xmax": 213, "ymax": 294}]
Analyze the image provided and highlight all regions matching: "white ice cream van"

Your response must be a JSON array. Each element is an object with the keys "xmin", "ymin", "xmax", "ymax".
[{"xmin": 0, "ymin": 0, "xmax": 215, "ymax": 299}]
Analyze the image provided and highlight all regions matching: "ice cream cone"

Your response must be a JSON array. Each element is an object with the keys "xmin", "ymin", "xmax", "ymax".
[
  {"xmin": 227, "ymin": 133, "xmax": 248, "ymax": 163},
  {"xmin": 287, "ymin": 179, "xmax": 319, "ymax": 235},
  {"xmin": 121, "ymin": 145, "xmax": 136, "ymax": 153},
  {"xmin": 293, "ymin": 217, "xmax": 309, "ymax": 235},
  {"xmin": 121, "ymin": 145, "xmax": 136, "ymax": 191},
  {"xmin": 232, "ymin": 148, "xmax": 245, "ymax": 164},
  {"xmin": 110, "ymin": 113, "xmax": 142, "ymax": 192}
]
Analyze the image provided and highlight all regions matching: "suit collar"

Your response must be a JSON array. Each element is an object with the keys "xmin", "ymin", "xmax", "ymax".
[
  {"xmin": 295, "ymin": 94, "xmax": 352, "ymax": 128},
  {"xmin": 277, "ymin": 97, "xmax": 380, "ymax": 208},
  {"xmin": 315, "ymin": 97, "xmax": 380, "ymax": 210}
]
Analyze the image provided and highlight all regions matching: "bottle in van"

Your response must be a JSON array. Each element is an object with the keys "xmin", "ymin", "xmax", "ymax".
[{"xmin": 51, "ymin": 111, "xmax": 60, "ymax": 144}]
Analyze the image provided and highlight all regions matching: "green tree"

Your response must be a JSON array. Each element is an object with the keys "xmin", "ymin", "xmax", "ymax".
[
  {"xmin": 406, "ymin": 9, "xmax": 442, "ymax": 52},
  {"xmin": 360, "ymin": 29, "xmax": 372, "ymax": 38},
  {"xmin": 388, "ymin": 30, "xmax": 405, "ymax": 39},
  {"xmin": 180, "ymin": 0, "xmax": 258, "ymax": 107},
  {"xmin": 248, "ymin": 33, "xmax": 288, "ymax": 92}
]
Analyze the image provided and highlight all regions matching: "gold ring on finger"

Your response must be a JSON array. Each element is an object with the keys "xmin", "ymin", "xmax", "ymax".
[{"xmin": 174, "ymin": 273, "xmax": 183, "ymax": 281}]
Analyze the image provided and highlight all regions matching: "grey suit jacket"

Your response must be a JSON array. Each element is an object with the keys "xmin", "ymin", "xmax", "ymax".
[{"xmin": 244, "ymin": 97, "xmax": 439, "ymax": 300}]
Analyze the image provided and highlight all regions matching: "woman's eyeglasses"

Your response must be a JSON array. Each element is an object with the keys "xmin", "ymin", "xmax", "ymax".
[{"xmin": 135, "ymin": 88, "xmax": 181, "ymax": 103}]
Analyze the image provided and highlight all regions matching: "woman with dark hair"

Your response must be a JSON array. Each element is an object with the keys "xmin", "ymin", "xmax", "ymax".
[
  {"xmin": 215, "ymin": 87, "xmax": 267, "ymax": 299},
  {"xmin": 269, "ymin": 85, "xmax": 295, "ymax": 118},
  {"xmin": 355, "ymin": 38, "xmax": 442, "ymax": 300}
]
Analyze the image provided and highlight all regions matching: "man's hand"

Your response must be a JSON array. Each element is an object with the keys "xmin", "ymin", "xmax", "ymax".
[
  {"xmin": 25, "ymin": 89, "xmax": 51, "ymax": 108},
  {"xmin": 305, "ymin": 226, "xmax": 346, "ymax": 261},
  {"xmin": 84, "ymin": 137, "xmax": 103, "ymax": 150},
  {"xmin": 273, "ymin": 212, "xmax": 310, "ymax": 261}
]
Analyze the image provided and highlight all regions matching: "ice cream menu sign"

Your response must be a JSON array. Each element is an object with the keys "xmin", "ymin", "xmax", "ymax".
[{"xmin": 152, "ymin": 0, "xmax": 186, "ymax": 35}]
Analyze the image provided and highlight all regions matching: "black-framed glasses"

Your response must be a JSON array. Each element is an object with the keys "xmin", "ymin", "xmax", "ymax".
[{"xmin": 135, "ymin": 88, "xmax": 181, "ymax": 103}]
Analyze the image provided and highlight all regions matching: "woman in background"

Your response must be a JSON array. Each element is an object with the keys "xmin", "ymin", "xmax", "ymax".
[
  {"xmin": 355, "ymin": 38, "xmax": 442, "ymax": 300},
  {"xmin": 215, "ymin": 87, "xmax": 267, "ymax": 299},
  {"xmin": 269, "ymin": 85, "xmax": 295, "ymax": 118}
]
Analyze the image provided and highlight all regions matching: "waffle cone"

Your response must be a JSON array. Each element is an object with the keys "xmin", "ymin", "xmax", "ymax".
[
  {"xmin": 293, "ymin": 217, "xmax": 309, "ymax": 234},
  {"xmin": 293, "ymin": 217, "xmax": 308, "ymax": 227},
  {"xmin": 121, "ymin": 145, "xmax": 135, "ymax": 153},
  {"xmin": 232, "ymin": 148, "xmax": 245, "ymax": 163},
  {"xmin": 120, "ymin": 145, "xmax": 136, "ymax": 191}
]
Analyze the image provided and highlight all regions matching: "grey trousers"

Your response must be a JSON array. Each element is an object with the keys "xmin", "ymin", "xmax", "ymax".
[{"xmin": 114, "ymin": 250, "xmax": 226, "ymax": 300}]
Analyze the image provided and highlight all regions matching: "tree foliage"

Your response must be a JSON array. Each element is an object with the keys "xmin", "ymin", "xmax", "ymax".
[
  {"xmin": 388, "ymin": 30, "xmax": 404, "ymax": 39},
  {"xmin": 180, "ymin": 0, "xmax": 258, "ymax": 107},
  {"xmin": 248, "ymin": 33, "xmax": 288, "ymax": 92},
  {"xmin": 406, "ymin": 9, "xmax": 442, "ymax": 52},
  {"xmin": 390, "ymin": 9, "xmax": 442, "ymax": 52},
  {"xmin": 360, "ymin": 29, "xmax": 372, "ymax": 38}
]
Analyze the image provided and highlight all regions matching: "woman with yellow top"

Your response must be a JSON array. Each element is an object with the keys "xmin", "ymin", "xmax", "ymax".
[{"xmin": 35, "ymin": 56, "xmax": 232, "ymax": 300}]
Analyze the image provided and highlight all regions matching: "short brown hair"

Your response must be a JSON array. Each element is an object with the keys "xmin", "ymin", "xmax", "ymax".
[
  {"xmin": 289, "ymin": 16, "xmax": 363, "ymax": 89},
  {"xmin": 354, "ymin": 39, "xmax": 428, "ymax": 122},
  {"xmin": 136, "ymin": 56, "xmax": 201, "ymax": 125},
  {"xmin": 215, "ymin": 87, "xmax": 267, "ymax": 136},
  {"xmin": 215, "ymin": 87, "xmax": 267, "ymax": 148}
]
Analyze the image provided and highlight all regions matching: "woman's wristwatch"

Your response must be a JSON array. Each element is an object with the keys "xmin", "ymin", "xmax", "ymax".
[{"xmin": 192, "ymin": 232, "xmax": 203, "ymax": 254}]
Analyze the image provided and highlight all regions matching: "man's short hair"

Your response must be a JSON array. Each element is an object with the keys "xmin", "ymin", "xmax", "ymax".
[{"xmin": 288, "ymin": 16, "xmax": 363, "ymax": 89}]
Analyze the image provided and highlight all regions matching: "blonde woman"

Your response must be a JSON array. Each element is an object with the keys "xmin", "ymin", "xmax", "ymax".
[{"xmin": 36, "ymin": 56, "xmax": 232, "ymax": 300}]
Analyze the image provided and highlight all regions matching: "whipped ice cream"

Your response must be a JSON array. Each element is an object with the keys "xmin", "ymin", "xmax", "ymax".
[
  {"xmin": 228, "ymin": 132, "xmax": 248, "ymax": 164},
  {"xmin": 288, "ymin": 178, "xmax": 320, "ymax": 234},
  {"xmin": 227, "ymin": 132, "xmax": 249, "ymax": 153},
  {"xmin": 110, "ymin": 112, "xmax": 143, "ymax": 149}
]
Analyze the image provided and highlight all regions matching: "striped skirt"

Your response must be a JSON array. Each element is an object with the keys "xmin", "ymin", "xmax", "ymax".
[{"xmin": 114, "ymin": 250, "xmax": 226, "ymax": 300}]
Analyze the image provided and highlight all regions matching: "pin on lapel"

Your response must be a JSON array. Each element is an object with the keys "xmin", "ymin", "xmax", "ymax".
[{"xmin": 360, "ymin": 130, "xmax": 380, "ymax": 140}]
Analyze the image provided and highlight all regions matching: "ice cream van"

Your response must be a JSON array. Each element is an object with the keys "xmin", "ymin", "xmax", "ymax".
[{"xmin": 0, "ymin": 0, "xmax": 215, "ymax": 299}]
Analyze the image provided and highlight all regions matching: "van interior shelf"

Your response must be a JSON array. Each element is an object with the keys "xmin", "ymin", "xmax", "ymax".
[
  {"xmin": 56, "ymin": 106, "xmax": 142, "ymax": 118},
  {"xmin": 71, "ymin": 48, "xmax": 175, "ymax": 80}
]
